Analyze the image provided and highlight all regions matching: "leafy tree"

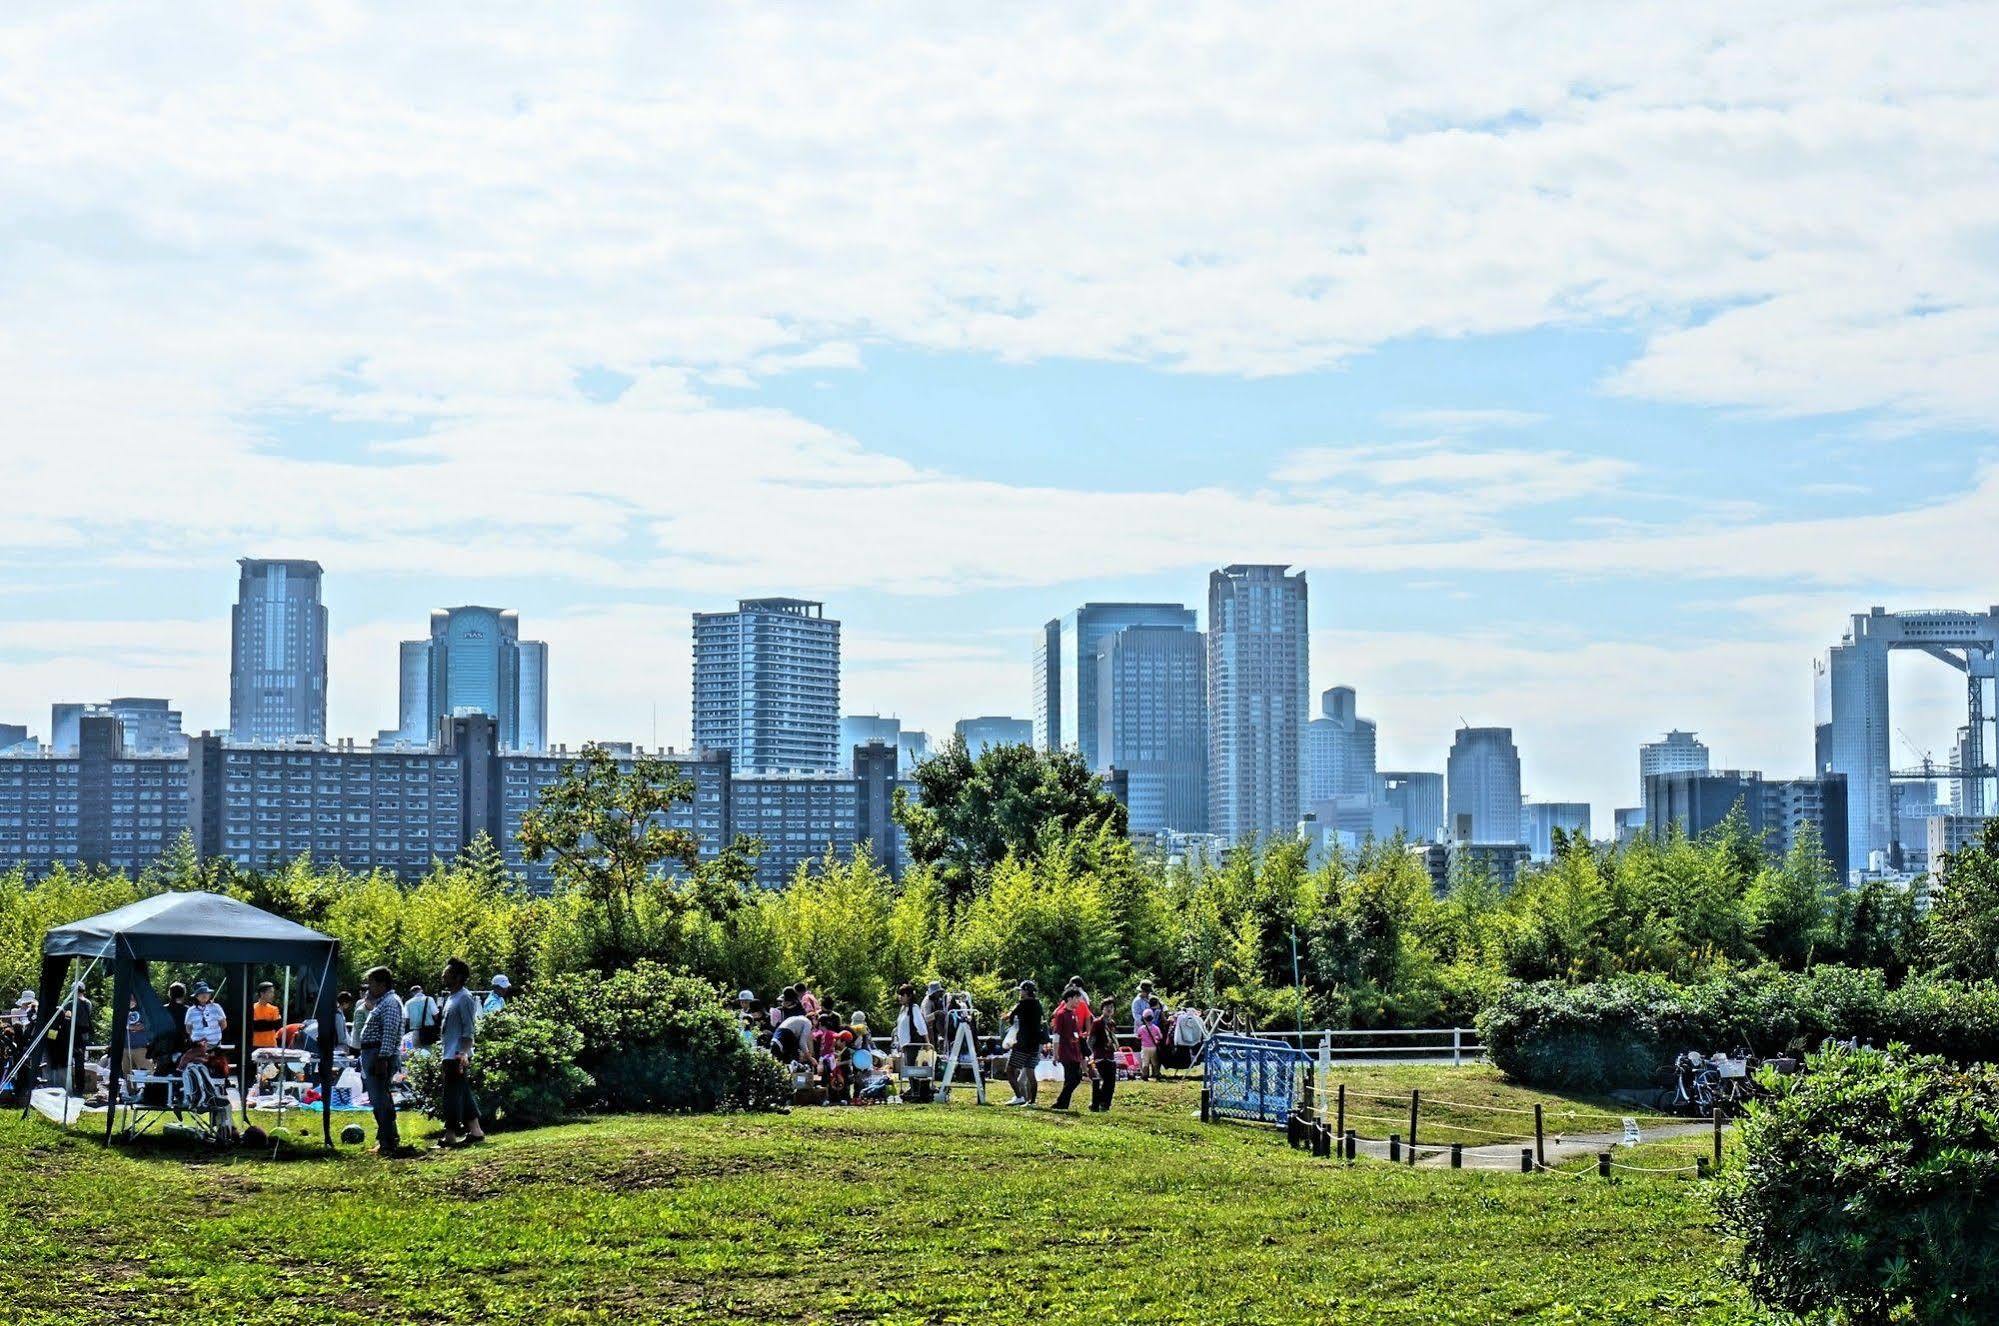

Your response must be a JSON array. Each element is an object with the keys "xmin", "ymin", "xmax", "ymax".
[
  {"xmin": 1924, "ymin": 818, "xmax": 1999, "ymax": 981},
  {"xmin": 1746, "ymin": 821, "xmax": 1838, "ymax": 968},
  {"xmin": 518, "ymin": 746, "xmax": 701, "ymax": 969},
  {"xmin": 893, "ymin": 735, "xmax": 1126, "ymax": 907}
]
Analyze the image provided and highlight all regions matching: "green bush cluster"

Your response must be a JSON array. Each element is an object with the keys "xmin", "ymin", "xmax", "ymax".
[
  {"xmin": 404, "ymin": 1006, "xmax": 593, "ymax": 1128},
  {"xmin": 517, "ymin": 961, "xmax": 754, "ymax": 1114},
  {"xmin": 1717, "ymin": 1047, "xmax": 1999, "ymax": 1324},
  {"xmin": 1479, "ymin": 967, "xmax": 1999, "ymax": 1091}
]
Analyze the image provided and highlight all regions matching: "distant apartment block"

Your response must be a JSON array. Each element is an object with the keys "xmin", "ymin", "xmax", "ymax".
[
  {"xmin": 1207, "ymin": 566, "xmax": 1308, "ymax": 843},
  {"xmin": 0, "ymin": 715, "xmax": 187, "ymax": 877},
  {"xmin": 694, "ymin": 599, "xmax": 840, "ymax": 774},
  {"xmin": 229, "ymin": 558, "xmax": 328, "ymax": 744},
  {"xmin": 53, "ymin": 698, "xmax": 185, "ymax": 756}
]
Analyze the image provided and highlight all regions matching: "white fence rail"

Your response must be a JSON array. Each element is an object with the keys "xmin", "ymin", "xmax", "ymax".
[{"xmin": 1247, "ymin": 1027, "xmax": 1482, "ymax": 1066}]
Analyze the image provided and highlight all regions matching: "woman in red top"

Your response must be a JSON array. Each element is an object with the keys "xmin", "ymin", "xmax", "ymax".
[{"xmin": 1049, "ymin": 986, "xmax": 1086, "ymax": 1110}]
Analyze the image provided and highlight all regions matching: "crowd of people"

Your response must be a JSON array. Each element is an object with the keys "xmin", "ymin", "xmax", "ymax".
[
  {"xmin": 2, "ymin": 959, "xmax": 516, "ymax": 1158},
  {"xmin": 738, "ymin": 975, "xmax": 1212, "ymax": 1113}
]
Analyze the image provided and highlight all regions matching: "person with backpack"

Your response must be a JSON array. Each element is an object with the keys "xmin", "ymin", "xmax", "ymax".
[{"xmin": 403, "ymin": 983, "xmax": 440, "ymax": 1050}]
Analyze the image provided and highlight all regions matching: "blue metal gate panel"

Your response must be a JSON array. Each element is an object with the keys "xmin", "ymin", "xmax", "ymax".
[{"xmin": 1205, "ymin": 1034, "xmax": 1310, "ymax": 1126}]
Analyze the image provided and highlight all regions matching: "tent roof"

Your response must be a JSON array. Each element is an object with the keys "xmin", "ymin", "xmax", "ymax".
[{"xmin": 42, "ymin": 891, "xmax": 338, "ymax": 965}]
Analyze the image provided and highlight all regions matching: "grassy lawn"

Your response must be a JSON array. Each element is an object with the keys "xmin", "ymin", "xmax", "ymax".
[{"xmin": 0, "ymin": 1073, "xmax": 1751, "ymax": 1325}]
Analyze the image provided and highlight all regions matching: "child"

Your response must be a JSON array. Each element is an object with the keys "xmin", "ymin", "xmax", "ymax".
[
  {"xmin": 1137, "ymin": 1009, "xmax": 1163, "ymax": 1080},
  {"xmin": 813, "ymin": 1011, "xmax": 847, "ymax": 1103}
]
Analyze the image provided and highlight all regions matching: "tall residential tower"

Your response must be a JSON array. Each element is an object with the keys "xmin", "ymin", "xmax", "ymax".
[
  {"xmin": 693, "ymin": 598, "xmax": 841, "ymax": 774},
  {"xmin": 1206, "ymin": 564, "xmax": 1309, "ymax": 843}
]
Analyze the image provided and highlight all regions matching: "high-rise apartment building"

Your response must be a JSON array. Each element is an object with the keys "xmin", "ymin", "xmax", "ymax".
[
  {"xmin": 1206, "ymin": 565, "xmax": 1309, "ymax": 843},
  {"xmin": 1033, "ymin": 603, "xmax": 1197, "ymax": 766},
  {"xmin": 229, "ymin": 558, "xmax": 328, "ymax": 744},
  {"xmin": 1304, "ymin": 686, "xmax": 1377, "ymax": 803},
  {"xmin": 1446, "ymin": 726, "xmax": 1522, "ymax": 843},
  {"xmin": 1096, "ymin": 624, "xmax": 1208, "ymax": 835},
  {"xmin": 693, "ymin": 598, "xmax": 841, "ymax": 774},
  {"xmin": 396, "ymin": 607, "xmax": 549, "ymax": 753},
  {"xmin": 954, "ymin": 715, "xmax": 1034, "ymax": 758},
  {"xmin": 1379, "ymin": 770, "xmax": 1445, "ymax": 842},
  {"xmin": 839, "ymin": 715, "xmax": 902, "ymax": 771},
  {"xmin": 1639, "ymin": 730, "xmax": 1710, "ymax": 803}
]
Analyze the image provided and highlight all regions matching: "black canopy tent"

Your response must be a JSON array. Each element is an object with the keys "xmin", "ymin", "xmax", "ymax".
[{"xmin": 36, "ymin": 892, "xmax": 343, "ymax": 1146}]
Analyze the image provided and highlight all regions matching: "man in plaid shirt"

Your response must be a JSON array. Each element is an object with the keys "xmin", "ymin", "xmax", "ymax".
[{"xmin": 356, "ymin": 966, "xmax": 406, "ymax": 1155}]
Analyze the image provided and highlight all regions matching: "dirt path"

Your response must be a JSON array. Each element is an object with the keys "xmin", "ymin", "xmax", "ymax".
[{"xmin": 1342, "ymin": 1119, "xmax": 1720, "ymax": 1171}]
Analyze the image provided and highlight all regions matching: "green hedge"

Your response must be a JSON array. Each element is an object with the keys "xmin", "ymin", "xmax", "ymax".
[
  {"xmin": 1716, "ymin": 1047, "xmax": 1999, "ymax": 1323},
  {"xmin": 1477, "ymin": 967, "xmax": 1999, "ymax": 1091}
]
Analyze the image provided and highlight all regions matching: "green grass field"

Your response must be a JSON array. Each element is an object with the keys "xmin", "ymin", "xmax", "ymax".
[{"xmin": 0, "ymin": 1068, "xmax": 1752, "ymax": 1325}]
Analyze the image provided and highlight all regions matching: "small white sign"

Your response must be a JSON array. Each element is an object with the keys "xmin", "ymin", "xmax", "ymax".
[{"xmin": 1622, "ymin": 1117, "xmax": 1641, "ymax": 1148}]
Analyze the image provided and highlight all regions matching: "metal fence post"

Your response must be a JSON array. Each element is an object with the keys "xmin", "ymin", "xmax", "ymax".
[
  {"xmin": 1452, "ymin": 1026, "xmax": 1462, "ymax": 1067},
  {"xmin": 1534, "ymin": 1103, "xmax": 1545, "ymax": 1170},
  {"xmin": 1408, "ymin": 1090, "xmax": 1420, "ymax": 1165},
  {"xmin": 1712, "ymin": 1109, "xmax": 1723, "ymax": 1171},
  {"xmin": 1335, "ymin": 1082, "xmax": 1345, "ymax": 1141}
]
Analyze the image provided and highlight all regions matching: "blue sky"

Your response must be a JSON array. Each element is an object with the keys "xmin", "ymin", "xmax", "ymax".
[{"xmin": 2, "ymin": 3, "xmax": 1996, "ymax": 825}]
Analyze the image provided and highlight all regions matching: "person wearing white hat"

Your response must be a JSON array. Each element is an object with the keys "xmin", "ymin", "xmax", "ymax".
[{"xmin": 481, "ymin": 973, "xmax": 511, "ymax": 1018}]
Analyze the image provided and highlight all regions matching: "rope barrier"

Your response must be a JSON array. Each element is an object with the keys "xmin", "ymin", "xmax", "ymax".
[{"xmin": 1608, "ymin": 1160, "xmax": 1703, "ymax": 1174}]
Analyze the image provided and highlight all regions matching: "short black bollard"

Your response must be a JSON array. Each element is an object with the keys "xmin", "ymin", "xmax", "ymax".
[
  {"xmin": 1287, "ymin": 1111, "xmax": 1301, "ymax": 1149},
  {"xmin": 1713, "ymin": 1109, "xmax": 1724, "ymax": 1171},
  {"xmin": 1450, "ymin": 1142, "xmax": 1462, "ymax": 1169},
  {"xmin": 1344, "ymin": 1128, "xmax": 1357, "ymax": 1162},
  {"xmin": 1200, "ymin": 1085, "xmax": 1211, "ymax": 1124},
  {"xmin": 1697, "ymin": 1156, "xmax": 1710, "ymax": 1180},
  {"xmin": 1388, "ymin": 1133, "xmax": 1401, "ymax": 1163},
  {"xmin": 1598, "ymin": 1151, "xmax": 1611, "ymax": 1178},
  {"xmin": 1520, "ymin": 1148, "xmax": 1534, "ymax": 1174},
  {"xmin": 1315, "ymin": 1121, "xmax": 1332, "ymax": 1159}
]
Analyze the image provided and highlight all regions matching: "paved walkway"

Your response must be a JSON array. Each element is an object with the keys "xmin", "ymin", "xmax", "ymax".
[{"xmin": 1343, "ymin": 1119, "xmax": 1719, "ymax": 1171}]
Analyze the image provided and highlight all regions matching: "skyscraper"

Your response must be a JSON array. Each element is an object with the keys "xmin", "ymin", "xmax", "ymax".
[
  {"xmin": 229, "ymin": 558, "xmax": 327, "ymax": 744},
  {"xmin": 1446, "ymin": 726, "xmax": 1522, "ymax": 843},
  {"xmin": 1032, "ymin": 603, "xmax": 1197, "ymax": 766},
  {"xmin": 1207, "ymin": 564, "xmax": 1309, "ymax": 843},
  {"xmin": 693, "ymin": 598, "xmax": 841, "ymax": 774},
  {"xmin": 1096, "ymin": 623, "xmax": 1208, "ymax": 834},
  {"xmin": 1303, "ymin": 685, "xmax": 1378, "ymax": 803},
  {"xmin": 1379, "ymin": 770, "xmax": 1445, "ymax": 842},
  {"xmin": 954, "ymin": 715, "xmax": 1033, "ymax": 758},
  {"xmin": 1523, "ymin": 800, "xmax": 1592, "ymax": 861},
  {"xmin": 397, "ymin": 607, "xmax": 550, "ymax": 752},
  {"xmin": 1638, "ymin": 730, "xmax": 1710, "ymax": 802}
]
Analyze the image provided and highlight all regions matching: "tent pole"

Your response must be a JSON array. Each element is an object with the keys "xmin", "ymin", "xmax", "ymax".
[
  {"xmin": 237, "ymin": 964, "xmax": 252, "ymax": 1125},
  {"xmin": 277, "ymin": 969, "xmax": 291, "ymax": 1130},
  {"xmin": 104, "ymin": 956, "xmax": 130, "ymax": 1145}
]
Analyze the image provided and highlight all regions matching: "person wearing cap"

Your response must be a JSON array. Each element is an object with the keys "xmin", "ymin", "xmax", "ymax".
[
  {"xmin": 251, "ymin": 982, "xmax": 283, "ymax": 1051},
  {"xmin": 185, "ymin": 980, "xmax": 228, "ymax": 1076},
  {"xmin": 921, "ymin": 981, "xmax": 949, "ymax": 1057},
  {"xmin": 481, "ymin": 973, "xmax": 511, "ymax": 1018},
  {"xmin": 1129, "ymin": 981, "xmax": 1154, "ymax": 1032},
  {"xmin": 1005, "ymin": 980, "xmax": 1045, "ymax": 1107},
  {"xmin": 7, "ymin": 989, "xmax": 33, "ymax": 1029}
]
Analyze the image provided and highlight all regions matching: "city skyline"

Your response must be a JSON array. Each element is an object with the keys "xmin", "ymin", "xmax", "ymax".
[{"xmin": 3, "ymin": 7, "xmax": 1996, "ymax": 831}]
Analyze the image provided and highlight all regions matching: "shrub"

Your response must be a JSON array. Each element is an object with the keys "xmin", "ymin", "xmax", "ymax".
[
  {"xmin": 403, "ymin": 1008, "xmax": 591, "ymax": 1129},
  {"xmin": 722, "ymin": 1046, "xmax": 792, "ymax": 1113},
  {"xmin": 517, "ymin": 961, "xmax": 764, "ymax": 1113},
  {"xmin": 1479, "ymin": 967, "xmax": 1999, "ymax": 1091},
  {"xmin": 1716, "ymin": 1047, "xmax": 1999, "ymax": 1323}
]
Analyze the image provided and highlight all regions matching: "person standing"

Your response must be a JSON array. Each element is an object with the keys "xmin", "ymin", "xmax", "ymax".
[
  {"xmin": 1087, "ymin": 999, "xmax": 1118, "ymax": 1113},
  {"xmin": 1050, "ymin": 986, "xmax": 1085, "ymax": 1111},
  {"xmin": 1005, "ymin": 980, "xmax": 1044, "ymax": 1107},
  {"xmin": 250, "ymin": 982, "xmax": 283, "ymax": 1052},
  {"xmin": 404, "ymin": 983, "xmax": 440, "ymax": 1050},
  {"xmin": 437, "ymin": 958, "xmax": 485, "ymax": 1148},
  {"xmin": 355, "ymin": 967, "xmax": 406, "ymax": 1155},
  {"xmin": 1129, "ymin": 982, "xmax": 1153, "ymax": 1032}
]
